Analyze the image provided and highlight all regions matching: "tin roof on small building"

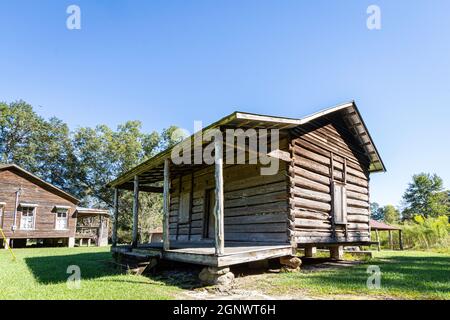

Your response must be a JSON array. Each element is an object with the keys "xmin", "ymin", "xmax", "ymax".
[{"xmin": 370, "ymin": 219, "xmax": 401, "ymax": 231}]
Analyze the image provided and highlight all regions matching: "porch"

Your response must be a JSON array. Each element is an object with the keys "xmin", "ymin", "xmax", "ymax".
[{"xmin": 111, "ymin": 241, "xmax": 293, "ymax": 267}]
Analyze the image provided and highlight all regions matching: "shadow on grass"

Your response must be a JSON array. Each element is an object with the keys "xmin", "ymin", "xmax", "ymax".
[
  {"xmin": 284, "ymin": 254, "xmax": 450, "ymax": 296},
  {"xmin": 24, "ymin": 252, "xmax": 120, "ymax": 284},
  {"xmin": 24, "ymin": 252, "xmax": 203, "ymax": 289}
]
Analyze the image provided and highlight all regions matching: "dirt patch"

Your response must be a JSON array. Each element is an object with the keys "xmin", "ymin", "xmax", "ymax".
[{"xmin": 156, "ymin": 258, "xmax": 382, "ymax": 300}]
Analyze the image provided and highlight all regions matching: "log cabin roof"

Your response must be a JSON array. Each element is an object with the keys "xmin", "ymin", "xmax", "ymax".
[
  {"xmin": 108, "ymin": 101, "xmax": 386, "ymax": 189},
  {"xmin": 0, "ymin": 163, "xmax": 80, "ymax": 204}
]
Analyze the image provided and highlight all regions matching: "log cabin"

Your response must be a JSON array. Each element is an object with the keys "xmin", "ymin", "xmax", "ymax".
[
  {"xmin": 0, "ymin": 164, "xmax": 109, "ymax": 248},
  {"xmin": 108, "ymin": 101, "xmax": 385, "ymax": 280}
]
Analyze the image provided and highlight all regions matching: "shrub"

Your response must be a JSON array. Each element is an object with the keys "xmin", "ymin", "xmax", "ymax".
[
  {"xmin": 402, "ymin": 216, "xmax": 450, "ymax": 249},
  {"xmin": 371, "ymin": 216, "xmax": 449, "ymax": 250}
]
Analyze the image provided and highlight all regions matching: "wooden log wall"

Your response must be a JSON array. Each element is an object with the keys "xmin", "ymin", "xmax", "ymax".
[
  {"xmin": 168, "ymin": 161, "xmax": 290, "ymax": 244},
  {"xmin": 288, "ymin": 114, "xmax": 371, "ymax": 244},
  {"xmin": 0, "ymin": 169, "xmax": 78, "ymax": 239}
]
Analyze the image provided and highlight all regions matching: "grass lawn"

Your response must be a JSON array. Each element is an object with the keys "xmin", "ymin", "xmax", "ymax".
[
  {"xmin": 0, "ymin": 246, "xmax": 182, "ymax": 300},
  {"xmin": 245, "ymin": 250, "xmax": 450, "ymax": 300},
  {"xmin": 1, "ymin": 246, "xmax": 449, "ymax": 300}
]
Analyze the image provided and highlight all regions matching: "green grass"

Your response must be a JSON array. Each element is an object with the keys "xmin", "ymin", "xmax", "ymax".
[
  {"xmin": 0, "ymin": 246, "xmax": 181, "ymax": 300},
  {"xmin": 1, "ymin": 247, "xmax": 449, "ymax": 300},
  {"xmin": 262, "ymin": 250, "xmax": 450, "ymax": 300}
]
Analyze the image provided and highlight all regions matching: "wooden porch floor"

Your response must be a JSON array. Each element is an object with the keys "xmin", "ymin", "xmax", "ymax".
[{"xmin": 113, "ymin": 241, "xmax": 294, "ymax": 267}]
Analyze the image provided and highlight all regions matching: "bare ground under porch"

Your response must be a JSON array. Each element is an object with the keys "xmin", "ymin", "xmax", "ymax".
[{"xmin": 112, "ymin": 241, "xmax": 294, "ymax": 268}]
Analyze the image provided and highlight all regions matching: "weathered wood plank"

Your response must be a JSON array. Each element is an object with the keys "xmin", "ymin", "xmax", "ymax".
[{"xmin": 163, "ymin": 159, "xmax": 171, "ymax": 251}]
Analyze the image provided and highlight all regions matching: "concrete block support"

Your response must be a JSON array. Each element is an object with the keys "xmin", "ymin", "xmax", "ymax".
[
  {"xmin": 4, "ymin": 238, "xmax": 10, "ymax": 249},
  {"xmin": 304, "ymin": 247, "xmax": 317, "ymax": 258},
  {"xmin": 330, "ymin": 246, "xmax": 344, "ymax": 260}
]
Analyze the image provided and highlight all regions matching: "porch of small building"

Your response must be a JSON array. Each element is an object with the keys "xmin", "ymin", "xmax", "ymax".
[{"xmin": 111, "ymin": 241, "xmax": 293, "ymax": 268}]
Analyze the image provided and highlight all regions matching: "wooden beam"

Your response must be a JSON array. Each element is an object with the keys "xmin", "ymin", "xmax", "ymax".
[
  {"xmin": 214, "ymin": 137, "xmax": 225, "ymax": 256},
  {"xmin": 119, "ymin": 185, "xmax": 164, "ymax": 193},
  {"xmin": 98, "ymin": 215, "xmax": 103, "ymax": 246},
  {"xmin": 163, "ymin": 159, "xmax": 171, "ymax": 251},
  {"xmin": 112, "ymin": 188, "xmax": 119, "ymax": 247},
  {"xmin": 399, "ymin": 230, "xmax": 404, "ymax": 250},
  {"xmin": 132, "ymin": 176, "xmax": 139, "ymax": 248},
  {"xmin": 388, "ymin": 230, "xmax": 393, "ymax": 250},
  {"xmin": 375, "ymin": 229, "xmax": 381, "ymax": 251}
]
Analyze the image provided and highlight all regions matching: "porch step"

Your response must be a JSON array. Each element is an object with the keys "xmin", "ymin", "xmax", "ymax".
[{"xmin": 113, "ymin": 249, "xmax": 160, "ymax": 275}]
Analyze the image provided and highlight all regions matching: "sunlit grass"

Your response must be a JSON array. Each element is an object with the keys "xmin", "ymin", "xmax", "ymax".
[
  {"xmin": 265, "ymin": 250, "xmax": 450, "ymax": 300},
  {"xmin": 1, "ymin": 246, "xmax": 448, "ymax": 300},
  {"xmin": 0, "ymin": 246, "xmax": 181, "ymax": 300}
]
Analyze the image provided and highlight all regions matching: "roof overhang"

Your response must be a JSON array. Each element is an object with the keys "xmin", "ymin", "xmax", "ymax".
[
  {"xmin": 108, "ymin": 101, "xmax": 386, "ymax": 189},
  {"xmin": 75, "ymin": 207, "xmax": 110, "ymax": 218},
  {"xmin": 370, "ymin": 219, "xmax": 401, "ymax": 231},
  {"xmin": 19, "ymin": 203, "xmax": 39, "ymax": 208},
  {"xmin": 0, "ymin": 164, "xmax": 80, "ymax": 204}
]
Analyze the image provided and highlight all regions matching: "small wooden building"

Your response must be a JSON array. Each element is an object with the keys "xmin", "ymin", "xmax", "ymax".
[
  {"xmin": 108, "ymin": 102, "xmax": 385, "ymax": 276},
  {"xmin": 76, "ymin": 207, "xmax": 110, "ymax": 247},
  {"xmin": 370, "ymin": 219, "xmax": 403, "ymax": 251},
  {"xmin": 0, "ymin": 164, "xmax": 110, "ymax": 248}
]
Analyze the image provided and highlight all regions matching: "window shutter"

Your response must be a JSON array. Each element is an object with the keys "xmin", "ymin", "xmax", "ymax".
[
  {"xmin": 178, "ymin": 192, "xmax": 190, "ymax": 224},
  {"xmin": 332, "ymin": 182, "xmax": 347, "ymax": 225}
]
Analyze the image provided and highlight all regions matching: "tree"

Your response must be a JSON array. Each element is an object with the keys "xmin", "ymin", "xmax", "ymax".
[
  {"xmin": 70, "ymin": 120, "xmax": 181, "ymax": 241},
  {"xmin": 0, "ymin": 100, "xmax": 45, "ymax": 168},
  {"xmin": 383, "ymin": 205, "xmax": 400, "ymax": 224},
  {"xmin": 0, "ymin": 101, "xmax": 74, "ymax": 190},
  {"xmin": 370, "ymin": 202, "xmax": 384, "ymax": 221},
  {"xmin": 402, "ymin": 173, "xmax": 449, "ymax": 220},
  {"xmin": 1, "ymin": 100, "xmax": 180, "ymax": 242}
]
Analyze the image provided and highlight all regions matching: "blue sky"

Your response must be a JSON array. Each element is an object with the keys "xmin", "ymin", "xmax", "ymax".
[{"xmin": 0, "ymin": 0, "xmax": 449, "ymax": 207}]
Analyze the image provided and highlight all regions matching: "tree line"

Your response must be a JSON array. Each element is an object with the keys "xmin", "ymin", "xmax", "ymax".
[
  {"xmin": 371, "ymin": 173, "xmax": 449, "ymax": 223},
  {"xmin": 2, "ymin": 100, "xmax": 448, "ymax": 242},
  {"xmin": 0, "ymin": 100, "xmax": 181, "ymax": 242}
]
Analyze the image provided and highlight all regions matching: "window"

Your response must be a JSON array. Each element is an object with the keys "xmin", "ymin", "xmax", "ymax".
[
  {"xmin": 332, "ymin": 181, "xmax": 347, "ymax": 225},
  {"xmin": 55, "ymin": 208, "xmax": 69, "ymax": 230},
  {"xmin": 20, "ymin": 207, "xmax": 36, "ymax": 230},
  {"xmin": 178, "ymin": 192, "xmax": 191, "ymax": 224}
]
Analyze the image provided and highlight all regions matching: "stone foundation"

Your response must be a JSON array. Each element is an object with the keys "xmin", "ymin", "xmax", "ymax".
[
  {"xmin": 280, "ymin": 256, "xmax": 302, "ymax": 271},
  {"xmin": 199, "ymin": 267, "xmax": 235, "ymax": 288}
]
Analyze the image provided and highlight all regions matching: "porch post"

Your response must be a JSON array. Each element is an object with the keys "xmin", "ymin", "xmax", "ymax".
[
  {"xmin": 399, "ymin": 230, "xmax": 404, "ymax": 250},
  {"xmin": 214, "ymin": 136, "xmax": 225, "ymax": 256},
  {"xmin": 98, "ymin": 215, "xmax": 104, "ymax": 246},
  {"xmin": 132, "ymin": 175, "xmax": 139, "ymax": 248},
  {"xmin": 388, "ymin": 230, "xmax": 393, "ymax": 250},
  {"xmin": 112, "ymin": 188, "xmax": 119, "ymax": 247},
  {"xmin": 163, "ymin": 159, "xmax": 171, "ymax": 251},
  {"xmin": 375, "ymin": 229, "xmax": 381, "ymax": 251}
]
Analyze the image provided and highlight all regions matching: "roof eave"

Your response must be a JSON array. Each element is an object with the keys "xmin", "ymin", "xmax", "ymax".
[
  {"xmin": 0, "ymin": 164, "xmax": 80, "ymax": 204},
  {"xmin": 107, "ymin": 111, "xmax": 240, "ymax": 188}
]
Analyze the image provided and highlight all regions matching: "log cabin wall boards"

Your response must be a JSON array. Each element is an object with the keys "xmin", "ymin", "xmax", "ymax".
[{"xmin": 108, "ymin": 101, "xmax": 385, "ymax": 270}]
